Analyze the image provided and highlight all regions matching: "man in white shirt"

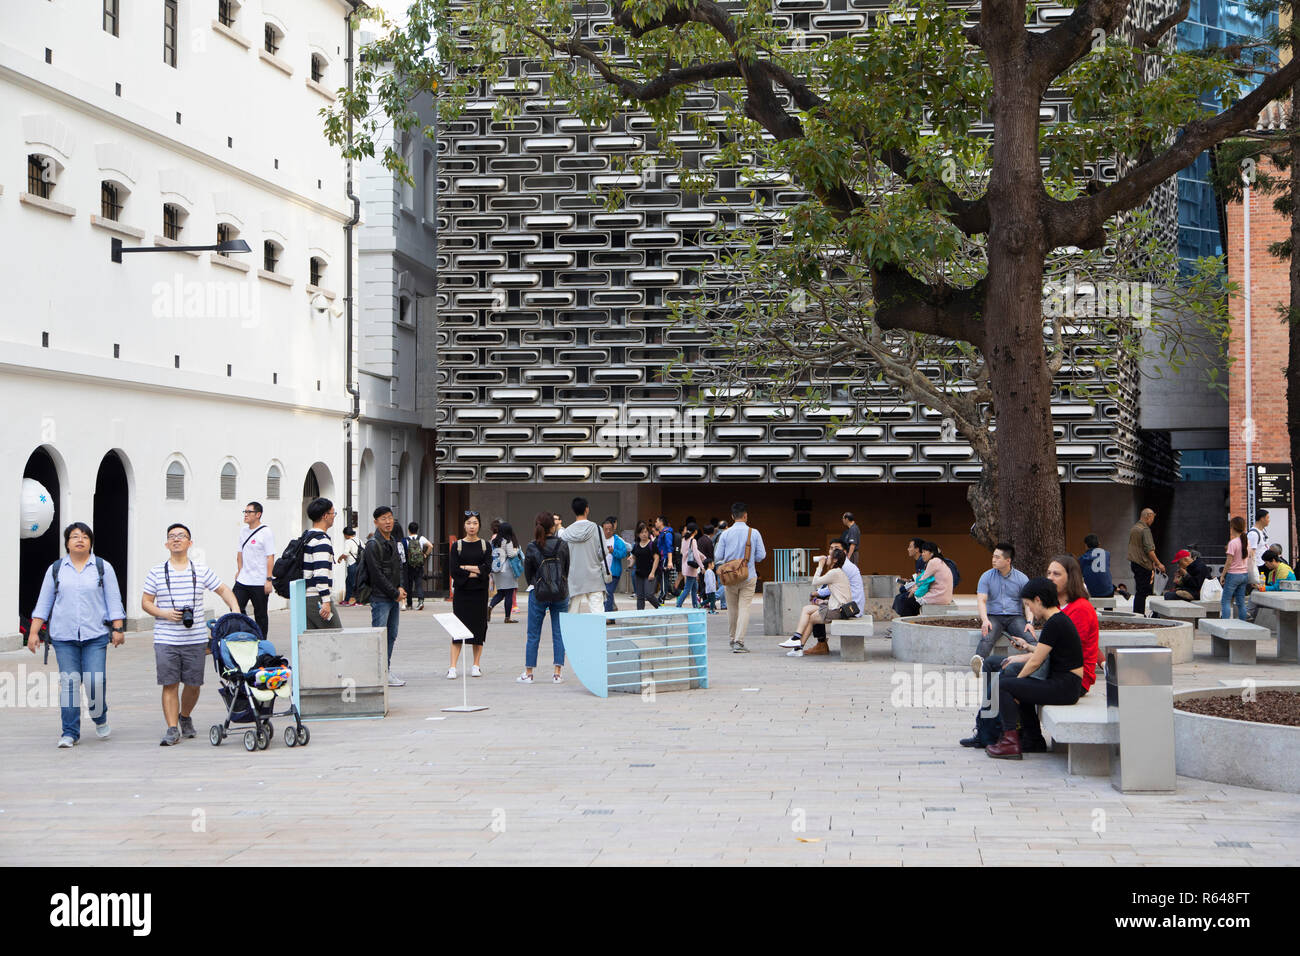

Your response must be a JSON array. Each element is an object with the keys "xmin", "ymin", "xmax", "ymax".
[
  {"xmin": 1247, "ymin": 510, "xmax": 1271, "ymax": 619},
  {"xmin": 233, "ymin": 501, "xmax": 276, "ymax": 640},
  {"xmin": 404, "ymin": 521, "xmax": 433, "ymax": 610},
  {"xmin": 143, "ymin": 523, "xmax": 239, "ymax": 746}
]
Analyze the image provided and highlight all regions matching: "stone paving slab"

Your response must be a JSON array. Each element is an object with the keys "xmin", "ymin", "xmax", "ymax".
[{"xmin": 1, "ymin": 596, "xmax": 1298, "ymax": 866}]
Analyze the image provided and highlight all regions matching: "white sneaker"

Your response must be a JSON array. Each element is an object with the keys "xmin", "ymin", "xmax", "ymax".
[
  {"xmin": 471, "ymin": 665, "xmax": 482, "ymax": 678},
  {"xmin": 786, "ymin": 648, "xmax": 804, "ymax": 657},
  {"xmin": 552, "ymin": 673, "xmax": 564, "ymax": 683},
  {"xmin": 57, "ymin": 736, "xmax": 75, "ymax": 748},
  {"xmin": 515, "ymin": 672, "xmax": 534, "ymax": 683},
  {"xmin": 778, "ymin": 637, "xmax": 803, "ymax": 648},
  {"xmin": 388, "ymin": 673, "xmax": 406, "ymax": 687},
  {"xmin": 94, "ymin": 724, "xmax": 111, "ymax": 739},
  {"xmin": 446, "ymin": 667, "xmax": 457, "ymax": 680}
]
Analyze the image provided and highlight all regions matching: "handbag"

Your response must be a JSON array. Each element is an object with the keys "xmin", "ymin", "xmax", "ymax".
[
  {"xmin": 838, "ymin": 601, "xmax": 860, "ymax": 620},
  {"xmin": 508, "ymin": 551, "xmax": 524, "ymax": 579},
  {"xmin": 718, "ymin": 528, "xmax": 753, "ymax": 586}
]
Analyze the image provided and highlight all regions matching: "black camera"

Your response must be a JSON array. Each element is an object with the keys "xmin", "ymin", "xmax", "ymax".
[{"xmin": 181, "ymin": 606, "xmax": 194, "ymax": 628}]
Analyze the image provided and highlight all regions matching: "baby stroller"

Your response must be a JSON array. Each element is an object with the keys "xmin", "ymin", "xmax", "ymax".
[{"xmin": 207, "ymin": 612, "xmax": 310, "ymax": 751}]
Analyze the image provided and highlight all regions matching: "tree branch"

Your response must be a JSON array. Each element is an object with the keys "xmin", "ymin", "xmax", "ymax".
[
  {"xmin": 1132, "ymin": 0, "xmax": 1191, "ymax": 50},
  {"xmin": 1056, "ymin": 57, "xmax": 1300, "ymax": 246},
  {"xmin": 1026, "ymin": 0, "xmax": 1129, "ymax": 89},
  {"xmin": 871, "ymin": 265, "xmax": 986, "ymax": 350}
]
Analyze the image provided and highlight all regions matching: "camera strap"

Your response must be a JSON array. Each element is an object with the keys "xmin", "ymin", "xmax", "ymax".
[{"xmin": 163, "ymin": 561, "xmax": 199, "ymax": 612}]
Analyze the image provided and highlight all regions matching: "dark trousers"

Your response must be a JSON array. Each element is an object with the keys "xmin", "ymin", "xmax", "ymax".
[
  {"xmin": 997, "ymin": 673, "xmax": 1083, "ymax": 743},
  {"xmin": 405, "ymin": 565, "xmax": 424, "ymax": 608},
  {"xmin": 893, "ymin": 588, "xmax": 920, "ymax": 617},
  {"xmin": 344, "ymin": 562, "xmax": 358, "ymax": 603},
  {"xmin": 305, "ymin": 595, "xmax": 342, "ymax": 630},
  {"xmin": 233, "ymin": 582, "xmax": 270, "ymax": 640},
  {"xmin": 489, "ymin": 588, "xmax": 516, "ymax": 619},
  {"xmin": 1131, "ymin": 562, "xmax": 1154, "ymax": 615}
]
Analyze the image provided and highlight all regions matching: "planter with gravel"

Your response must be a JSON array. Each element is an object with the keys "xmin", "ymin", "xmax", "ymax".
[{"xmin": 1173, "ymin": 686, "xmax": 1300, "ymax": 793}]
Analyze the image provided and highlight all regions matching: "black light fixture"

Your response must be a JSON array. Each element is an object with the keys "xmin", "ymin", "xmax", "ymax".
[{"xmin": 110, "ymin": 237, "xmax": 251, "ymax": 263}]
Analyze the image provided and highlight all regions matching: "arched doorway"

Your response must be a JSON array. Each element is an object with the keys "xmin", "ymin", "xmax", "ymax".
[
  {"xmin": 301, "ymin": 462, "xmax": 335, "ymax": 530},
  {"xmin": 358, "ymin": 448, "xmax": 374, "ymax": 529},
  {"xmin": 93, "ymin": 450, "xmax": 130, "ymax": 605},
  {"xmin": 397, "ymin": 451, "xmax": 411, "ymax": 529},
  {"xmin": 19, "ymin": 447, "xmax": 63, "ymax": 615}
]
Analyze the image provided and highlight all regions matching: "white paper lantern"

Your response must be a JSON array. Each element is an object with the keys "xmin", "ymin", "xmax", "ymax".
[{"xmin": 20, "ymin": 478, "xmax": 55, "ymax": 539}]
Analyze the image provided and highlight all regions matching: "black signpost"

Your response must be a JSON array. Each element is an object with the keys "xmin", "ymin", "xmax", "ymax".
[{"xmin": 1246, "ymin": 462, "xmax": 1293, "ymax": 562}]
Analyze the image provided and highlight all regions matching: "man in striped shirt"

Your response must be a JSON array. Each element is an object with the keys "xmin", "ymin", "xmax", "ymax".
[
  {"xmin": 303, "ymin": 497, "xmax": 341, "ymax": 630},
  {"xmin": 142, "ymin": 523, "xmax": 239, "ymax": 746}
]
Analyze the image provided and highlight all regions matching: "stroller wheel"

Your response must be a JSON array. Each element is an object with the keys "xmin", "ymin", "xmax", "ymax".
[
  {"xmin": 284, "ymin": 725, "xmax": 298, "ymax": 747},
  {"xmin": 209, "ymin": 725, "xmax": 223, "ymax": 747},
  {"xmin": 296, "ymin": 725, "xmax": 310, "ymax": 747},
  {"xmin": 256, "ymin": 729, "xmax": 269, "ymax": 750},
  {"xmin": 243, "ymin": 730, "xmax": 257, "ymax": 752},
  {"xmin": 264, "ymin": 720, "xmax": 273, "ymax": 739}
]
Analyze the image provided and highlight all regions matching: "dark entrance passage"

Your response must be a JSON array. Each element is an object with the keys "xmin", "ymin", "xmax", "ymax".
[
  {"xmin": 93, "ymin": 451, "xmax": 129, "ymax": 605},
  {"xmin": 19, "ymin": 448, "xmax": 61, "ymax": 617}
]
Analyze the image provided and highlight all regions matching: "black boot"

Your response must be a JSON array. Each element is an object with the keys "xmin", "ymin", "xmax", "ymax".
[{"xmin": 959, "ymin": 714, "xmax": 1000, "ymax": 748}]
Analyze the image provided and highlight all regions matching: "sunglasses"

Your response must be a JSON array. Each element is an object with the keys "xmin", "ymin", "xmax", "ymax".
[{"xmin": 464, "ymin": 510, "xmax": 479, "ymax": 517}]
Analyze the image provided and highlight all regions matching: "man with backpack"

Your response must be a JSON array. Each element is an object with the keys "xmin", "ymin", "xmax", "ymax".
[
  {"xmin": 360, "ymin": 506, "xmax": 406, "ymax": 686},
  {"xmin": 302, "ymin": 498, "xmax": 341, "ymax": 630},
  {"xmin": 404, "ymin": 522, "xmax": 432, "ymax": 611}
]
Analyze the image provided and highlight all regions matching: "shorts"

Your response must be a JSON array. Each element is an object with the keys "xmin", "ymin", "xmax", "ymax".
[
  {"xmin": 815, "ymin": 604, "xmax": 837, "ymax": 624},
  {"xmin": 155, "ymin": 642, "xmax": 207, "ymax": 686}
]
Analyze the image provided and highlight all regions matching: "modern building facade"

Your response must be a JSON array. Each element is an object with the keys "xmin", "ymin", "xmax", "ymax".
[
  {"xmin": 1, "ymin": 0, "xmax": 358, "ymax": 637},
  {"xmin": 430, "ymin": 0, "xmax": 1188, "ymax": 582}
]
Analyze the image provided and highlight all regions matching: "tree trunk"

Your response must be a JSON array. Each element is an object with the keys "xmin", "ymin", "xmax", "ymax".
[
  {"xmin": 1287, "ymin": 81, "xmax": 1300, "ymax": 561},
  {"xmin": 981, "ymin": 43, "xmax": 1066, "ymax": 575}
]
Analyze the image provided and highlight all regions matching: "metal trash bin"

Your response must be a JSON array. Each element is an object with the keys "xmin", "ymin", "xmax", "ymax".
[{"xmin": 1106, "ymin": 646, "xmax": 1175, "ymax": 793}]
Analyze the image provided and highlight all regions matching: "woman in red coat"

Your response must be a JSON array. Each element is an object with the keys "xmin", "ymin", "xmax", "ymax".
[{"xmin": 1018, "ymin": 554, "xmax": 1100, "ymax": 692}]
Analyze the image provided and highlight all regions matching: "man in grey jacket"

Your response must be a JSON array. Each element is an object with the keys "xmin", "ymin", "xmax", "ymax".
[{"xmin": 559, "ymin": 496, "xmax": 612, "ymax": 615}]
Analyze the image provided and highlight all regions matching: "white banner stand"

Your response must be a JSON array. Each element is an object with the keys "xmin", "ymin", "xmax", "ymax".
[{"xmin": 436, "ymin": 612, "xmax": 488, "ymax": 713}]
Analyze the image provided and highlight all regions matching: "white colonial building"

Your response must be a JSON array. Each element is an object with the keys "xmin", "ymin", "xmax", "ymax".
[
  {"xmin": 355, "ymin": 63, "xmax": 437, "ymax": 542},
  {"xmin": 0, "ymin": 0, "xmax": 359, "ymax": 636}
]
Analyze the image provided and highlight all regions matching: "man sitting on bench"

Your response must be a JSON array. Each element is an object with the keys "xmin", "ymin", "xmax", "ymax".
[{"xmin": 1162, "ymin": 549, "xmax": 1210, "ymax": 602}]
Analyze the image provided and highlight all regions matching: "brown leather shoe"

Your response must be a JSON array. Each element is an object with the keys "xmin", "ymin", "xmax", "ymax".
[
  {"xmin": 986, "ymin": 729, "xmax": 1022, "ymax": 759},
  {"xmin": 803, "ymin": 640, "xmax": 830, "ymax": 656}
]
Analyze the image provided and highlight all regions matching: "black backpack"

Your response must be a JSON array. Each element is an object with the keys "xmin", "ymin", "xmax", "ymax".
[
  {"xmin": 354, "ymin": 542, "xmax": 372, "ymax": 605},
  {"xmin": 943, "ymin": 556, "xmax": 961, "ymax": 589},
  {"xmin": 271, "ymin": 530, "xmax": 313, "ymax": 598},
  {"xmin": 533, "ymin": 543, "xmax": 566, "ymax": 603}
]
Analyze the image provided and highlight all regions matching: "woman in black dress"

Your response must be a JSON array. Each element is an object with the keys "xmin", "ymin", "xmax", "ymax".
[{"xmin": 449, "ymin": 511, "xmax": 492, "ymax": 679}]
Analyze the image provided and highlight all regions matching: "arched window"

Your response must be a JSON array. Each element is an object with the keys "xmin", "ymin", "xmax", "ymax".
[
  {"xmin": 266, "ymin": 464, "xmax": 282, "ymax": 500},
  {"xmin": 165, "ymin": 461, "xmax": 186, "ymax": 500},
  {"xmin": 219, "ymin": 462, "xmax": 237, "ymax": 500},
  {"xmin": 311, "ymin": 53, "xmax": 326, "ymax": 83}
]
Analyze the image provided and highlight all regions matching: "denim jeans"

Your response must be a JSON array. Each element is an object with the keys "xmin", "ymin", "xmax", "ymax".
[
  {"xmin": 371, "ymin": 598, "xmax": 400, "ymax": 666},
  {"xmin": 1221, "ymin": 573, "xmax": 1250, "ymax": 620},
  {"xmin": 526, "ymin": 594, "xmax": 567, "ymax": 668},
  {"xmin": 604, "ymin": 577, "xmax": 620, "ymax": 612},
  {"xmin": 489, "ymin": 588, "xmax": 516, "ymax": 618},
  {"xmin": 52, "ymin": 635, "xmax": 110, "ymax": 741},
  {"xmin": 344, "ymin": 562, "xmax": 358, "ymax": 603},
  {"xmin": 975, "ymin": 613, "xmax": 1029, "ymax": 658},
  {"xmin": 675, "ymin": 576, "xmax": 699, "ymax": 608}
]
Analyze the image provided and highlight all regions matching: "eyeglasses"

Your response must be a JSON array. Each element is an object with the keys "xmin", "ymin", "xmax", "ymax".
[
  {"xmin": 464, "ymin": 511, "xmax": 479, "ymax": 517},
  {"xmin": 167, "ymin": 533, "xmax": 190, "ymax": 541},
  {"xmin": 242, "ymin": 509, "xmax": 257, "ymax": 514}
]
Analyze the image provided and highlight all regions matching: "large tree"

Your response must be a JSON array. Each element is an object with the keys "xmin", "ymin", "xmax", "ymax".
[{"xmin": 332, "ymin": 0, "xmax": 1290, "ymax": 572}]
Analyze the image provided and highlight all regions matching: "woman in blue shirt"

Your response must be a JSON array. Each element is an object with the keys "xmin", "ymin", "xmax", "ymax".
[{"xmin": 27, "ymin": 522, "xmax": 126, "ymax": 748}]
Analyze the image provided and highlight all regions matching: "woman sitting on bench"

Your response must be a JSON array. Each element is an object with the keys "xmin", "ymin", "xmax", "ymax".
[
  {"xmin": 985, "ymin": 577, "xmax": 1086, "ymax": 759},
  {"xmin": 779, "ymin": 550, "xmax": 850, "ymax": 657}
]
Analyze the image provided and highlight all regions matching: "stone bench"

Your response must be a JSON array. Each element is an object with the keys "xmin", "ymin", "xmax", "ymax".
[
  {"xmin": 826, "ymin": 616, "xmax": 874, "ymax": 661},
  {"xmin": 1197, "ymin": 619, "xmax": 1273, "ymax": 665},
  {"xmin": 1090, "ymin": 596, "xmax": 1117, "ymax": 611},
  {"xmin": 918, "ymin": 603, "xmax": 962, "ymax": 616},
  {"xmin": 1041, "ymin": 690, "xmax": 1116, "ymax": 776},
  {"xmin": 1148, "ymin": 597, "xmax": 1208, "ymax": 621}
]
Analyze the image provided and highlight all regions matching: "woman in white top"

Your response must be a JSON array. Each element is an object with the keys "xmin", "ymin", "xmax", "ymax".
[
  {"xmin": 337, "ymin": 526, "xmax": 361, "ymax": 606},
  {"xmin": 779, "ymin": 550, "xmax": 851, "ymax": 657},
  {"xmin": 487, "ymin": 521, "xmax": 521, "ymax": 623}
]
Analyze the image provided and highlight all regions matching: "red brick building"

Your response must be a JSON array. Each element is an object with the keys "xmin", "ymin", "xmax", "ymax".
[{"xmin": 1224, "ymin": 101, "xmax": 1296, "ymax": 554}]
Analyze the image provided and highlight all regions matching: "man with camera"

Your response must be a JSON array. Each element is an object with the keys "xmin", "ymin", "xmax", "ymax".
[{"xmin": 142, "ymin": 522, "xmax": 239, "ymax": 746}]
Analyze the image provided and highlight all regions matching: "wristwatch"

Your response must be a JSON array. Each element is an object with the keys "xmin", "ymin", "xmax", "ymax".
[{"xmin": 111, "ymin": 627, "xmax": 125, "ymax": 634}]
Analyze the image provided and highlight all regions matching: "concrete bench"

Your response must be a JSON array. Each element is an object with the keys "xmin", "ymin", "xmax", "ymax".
[
  {"xmin": 1197, "ymin": 619, "xmax": 1273, "ymax": 665},
  {"xmin": 1090, "ymin": 596, "xmax": 1117, "ymax": 611},
  {"xmin": 1147, "ymin": 597, "xmax": 1208, "ymax": 621},
  {"xmin": 1040, "ymin": 690, "xmax": 1116, "ymax": 776},
  {"xmin": 826, "ymin": 616, "xmax": 874, "ymax": 661}
]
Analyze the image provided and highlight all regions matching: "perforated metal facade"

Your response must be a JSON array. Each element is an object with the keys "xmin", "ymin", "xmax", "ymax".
[{"xmin": 433, "ymin": 0, "xmax": 1179, "ymax": 487}]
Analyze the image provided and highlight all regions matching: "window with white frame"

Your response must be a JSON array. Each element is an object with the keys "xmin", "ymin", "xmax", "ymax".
[
  {"xmin": 266, "ymin": 465, "xmax": 282, "ymax": 500},
  {"xmin": 220, "ymin": 463, "xmax": 237, "ymax": 500},
  {"xmin": 165, "ymin": 461, "xmax": 186, "ymax": 500}
]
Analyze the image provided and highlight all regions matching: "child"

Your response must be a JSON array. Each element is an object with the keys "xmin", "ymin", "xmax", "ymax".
[{"xmin": 702, "ymin": 566, "xmax": 720, "ymax": 613}]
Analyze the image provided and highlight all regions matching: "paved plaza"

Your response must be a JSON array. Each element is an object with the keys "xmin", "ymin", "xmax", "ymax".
[{"xmin": 3, "ymin": 598, "xmax": 1299, "ymax": 866}]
